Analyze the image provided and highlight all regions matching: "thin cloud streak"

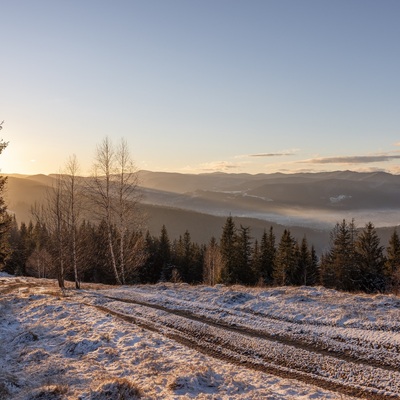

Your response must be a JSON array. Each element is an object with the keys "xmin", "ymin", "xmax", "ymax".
[
  {"xmin": 199, "ymin": 161, "xmax": 241, "ymax": 172},
  {"xmin": 299, "ymin": 155, "xmax": 400, "ymax": 164},
  {"xmin": 249, "ymin": 152, "xmax": 296, "ymax": 157}
]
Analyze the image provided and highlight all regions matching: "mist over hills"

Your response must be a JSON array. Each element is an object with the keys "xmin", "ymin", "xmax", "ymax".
[{"xmin": 5, "ymin": 170, "xmax": 400, "ymax": 253}]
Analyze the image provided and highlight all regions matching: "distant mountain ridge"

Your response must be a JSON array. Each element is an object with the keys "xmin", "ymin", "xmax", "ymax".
[
  {"xmin": 136, "ymin": 170, "xmax": 400, "ymax": 228},
  {"xmin": 4, "ymin": 170, "xmax": 400, "ymax": 253}
]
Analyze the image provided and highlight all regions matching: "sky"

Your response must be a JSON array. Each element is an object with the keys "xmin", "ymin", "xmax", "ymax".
[{"xmin": 1, "ymin": 0, "xmax": 400, "ymax": 176}]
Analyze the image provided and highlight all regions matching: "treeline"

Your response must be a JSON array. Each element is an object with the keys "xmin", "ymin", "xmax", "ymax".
[
  {"xmin": 0, "ymin": 132, "xmax": 398, "ymax": 294},
  {"xmin": 3, "ymin": 215, "xmax": 400, "ymax": 294}
]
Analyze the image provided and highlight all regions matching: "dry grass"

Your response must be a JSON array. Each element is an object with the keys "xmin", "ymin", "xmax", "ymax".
[
  {"xmin": 89, "ymin": 378, "xmax": 142, "ymax": 400},
  {"xmin": 168, "ymin": 365, "xmax": 221, "ymax": 393},
  {"xmin": 23, "ymin": 384, "xmax": 68, "ymax": 400}
]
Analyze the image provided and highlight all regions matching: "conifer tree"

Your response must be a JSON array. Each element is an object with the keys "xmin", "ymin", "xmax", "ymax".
[
  {"xmin": 274, "ymin": 229, "xmax": 297, "ymax": 286},
  {"xmin": 181, "ymin": 230, "xmax": 193, "ymax": 281},
  {"xmin": 309, "ymin": 245, "xmax": 319, "ymax": 285},
  {"xmin": 236, "ymin": 225, "xmax": 253, "ymax": 284},
  {"xmin": 140, "ymin": 231, "xmax": 161, "ymax": 283},
  {"xmin": 77, "ymin": 220, "xmax": 97, "ymax": 282},
  {"xmin": 259, "ymin": 227, "xmax": 276, "ymax": 285},
  {"xmin": 13, "ymin": 222, "xmax": 35, "ymax": 276},
  {"xmin": 355, "ymin": 222, "xmax": 385, "ymax": 293},
  {"xmin": 219, "ymin": 216, "xmax": 237, "ymax": 284},
  {"xmin": 187, "ymin": 242, "xmax": 204, "ymax": 283},
  {"xmin": 4, "ymin": 215, "xmax": 19, "ymax": 275},
  {"xmin": 385, "ymin": 229, "xmax": 400, "ymax": 293},
  {"xmin": 157, "ymin": 225, "xmax": 171, "ymax": 281},
  {"xmin": 324, "ymin": 219, "xmax": 358, "ymax": 291},
  {"xmin": 297, "ymin": 236, "xmax": 311, "ymax": 286},
  {"xmin": 252, "ymin": 239, "xmax": 261, "ymax": 284}
]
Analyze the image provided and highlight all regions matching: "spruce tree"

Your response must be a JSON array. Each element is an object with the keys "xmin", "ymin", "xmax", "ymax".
[
  {"xmin": 355, "ymin": 222, "xmax": 385, "ymax": 293},
  {"xmin": 4, "ymin": 215, "xmax": 19, "ymax": 275},
  {"xmin": 325, "ymin": 219, "xmax": 358, "ymax": 291},
  {"xmin": 158, "ymin": 225, "xmax": 171, "ymax": 281},
  {"xmin": 252, "ymin": 239, "xmax": 261, "ymax": 284},
  {"xmin": 236, "ymin": 225, "xmax": 253, "ymax": 284},
  {"xmin": 297, "ymin": 236, "xmax": 311, "ymax": 286},
  {"xmin": 140, "ymin": 231, "xmax": 162, "ymax": 283},
  {"xmin": 385, "ymin": 229, "xmax": 400, "ymax": 293},
  {"xmin": 182, "ymin": 230, "xmax": 193, "ymax": 281},
  {"xmin": 274, "ymin": 229, "xmax": 297, "ymax": 286},
  {"xmin": 219, "ymin": 216, "xmax": 237, "ymax": 284},
  {"xmin": 309, "ymin": 245, "xmax": 319, "ymax": 285},
  {"xmin": 259, "ymin": 227, "xmax": 276, "ymax": 285}
]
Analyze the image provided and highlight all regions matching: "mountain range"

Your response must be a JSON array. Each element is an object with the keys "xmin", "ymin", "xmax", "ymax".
[{"xmin": 4, "ymin": 170, "xmax": 400, "ymax": 253}]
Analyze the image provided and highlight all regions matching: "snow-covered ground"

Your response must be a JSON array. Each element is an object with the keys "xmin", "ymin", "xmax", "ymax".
[{"xmin": 1, "ymin": 276, "xmax": 399, "ymax": 399}]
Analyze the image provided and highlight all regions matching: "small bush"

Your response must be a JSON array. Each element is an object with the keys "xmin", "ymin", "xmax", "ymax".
[
  {"xmin": 24, "ymin": 384, "xmax": 68, "ymax": 400},
  {"xmin": 89, "ymin": 378, "xmax": 142, "ymax": 400}
]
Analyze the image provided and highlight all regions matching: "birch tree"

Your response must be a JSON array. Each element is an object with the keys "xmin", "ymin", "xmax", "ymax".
[
  {"xmin": 87, "ymin": 137, "xmax": 141, "ymax": 285},
  {"xmin": 32, "ymin": 174, "xmax": 67, "ymax": 290},
  {"xmin": 63, "ymin": 155, "xmax": 83, "ymax": 288},
  {"xmin": 87, "ymin": 137, "xmax": 120, "ymax": 283},
  {"xmin": 203, "ymin": 236, "xmax": 223, "ymax": 285},
  {"xmin": 115, "ymin": 138, "xmax": 141, "ymax": 284}
]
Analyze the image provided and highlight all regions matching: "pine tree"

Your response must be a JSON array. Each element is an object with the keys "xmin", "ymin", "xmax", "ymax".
[
  {"xmin": 91, "ymin": 219, "xmax": 115, "ymax": 284},
  {"xmin": 297, "ymin": 236, "xmax": 311, "ymax": 286},
  {"xmin": 140, "ymin": 231, "xmax": 161, "ymax": 283},
  {"xmin": 355, "ymin": 222, "xmax": 385, "ymax": 293},
  {"xmin": 181, "ymin": 230, "xmax": 193, "ymax": 281},
  {"xmin": 319, "ymin": 251, "xmax": 335, "ymax": 288},
  {"xmin": 236, "ymin": 225, "xmax": 254, "ymax": 284},
  {"xmin": 219, "ymin": 216, "xmax": 237, "ymax": 284},
  {"xmin": 324, "ymin": 219, "xmax": 358, "ymax": 291},
  {"xmin": 259, "ymin": 227, "xmax": 276, "ymax": 285},
  {"xmin": 274, "ymin": 229, "xmax": 297, "ymax": 286},
  {"xmin": 26, "ymin": 221, "xmax": 52, "ymax": 278},
  {"xmin": 385, "ymin": 229, "xmax": 400, "ymax": 293},
  {"xmin": 309, "ymin": 245, "xmax": 319, "ymax": 285},
  {"xmin": 158, "ymin": 225, "xmax": 171, "ymax": 281},
  {"xmin": 4, "ymin": 215, "xmax": 19, "ymax": 275},
  {"xmin": 252, "ymin": 239, "xmax": 261, "ymax": 284},
  {"xmin": 187, "ymin": 242, "xmax": 204, "ymax": 284},
  {"xmin": 13, "ymin": 222, "xmax": 35, "ymax": 276}
]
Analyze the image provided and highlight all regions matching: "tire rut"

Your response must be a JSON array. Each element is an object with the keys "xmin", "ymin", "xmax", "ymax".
[
  {"xmin": 102, "ymin": 294, "xmax": 399, "ymax": 372},
  {"xmin": 84, "ymin": 297, "xmax": 399, "ymax": 400}
]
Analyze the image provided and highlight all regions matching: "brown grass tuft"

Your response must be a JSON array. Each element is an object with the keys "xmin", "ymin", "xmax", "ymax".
[{"xmin": 89, "ymin": 378, "xmax": 142, "ymax": 399}]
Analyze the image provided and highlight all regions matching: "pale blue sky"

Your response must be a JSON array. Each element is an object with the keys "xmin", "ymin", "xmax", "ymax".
[{"xmin": 1, "ymin": 0, "xmax": 400, "ymax": 175}]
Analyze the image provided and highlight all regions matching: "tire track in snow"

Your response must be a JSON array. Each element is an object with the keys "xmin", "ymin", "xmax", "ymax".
[
  {"xmin": 101, "ymin": 294, "xmax": 399, "ymax": 372},
  {"xmin": 80, "ymin": 294, "xmax": 400, "ymax": 400}
]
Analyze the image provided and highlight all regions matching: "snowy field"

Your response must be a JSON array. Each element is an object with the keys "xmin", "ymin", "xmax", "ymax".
[{"xmin": 1, "ymin": 273, "xmax": 399, "ymax": 399}]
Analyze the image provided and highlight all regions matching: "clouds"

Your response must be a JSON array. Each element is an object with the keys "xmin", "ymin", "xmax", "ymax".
[
  {"xmin": 180, "ymin": 147, "xmax": 400, "ymax": 175},
  {"xmin": 198, "ymin": 161, "xmax": 242, "ymax": 172},
  {"xmin": 234, "ymin": 149, "xmax": 298, "ymax": 159},
  {"xmin": 248, "ymin": 152, "xmax": 297, "ymax": 158},
  {"xmin": 299, "ymin": 154, "xmax": 400, "ymax": 164}
]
